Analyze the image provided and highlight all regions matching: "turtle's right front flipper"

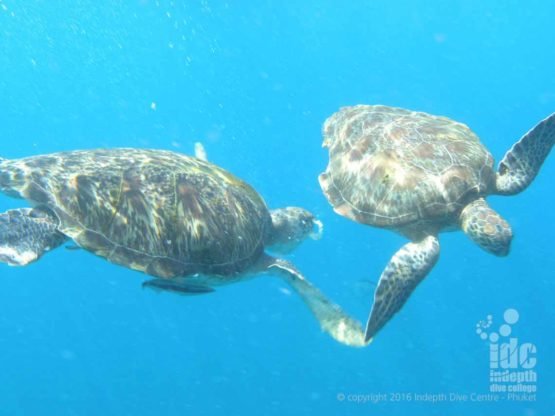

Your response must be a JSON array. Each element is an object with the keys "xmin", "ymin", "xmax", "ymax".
[
  {"xmin": 0, "ymin": 208, "xmax": 67, "ymax": 266},
  {"xmin": 365, "ymin": 236, "xmax": 440, "ymax": 342},
  {"xmin": 496, "ymin": 112, "xmax": 555, "ymax": 195}
]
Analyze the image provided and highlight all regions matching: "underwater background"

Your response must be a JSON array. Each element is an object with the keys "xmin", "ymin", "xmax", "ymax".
[{"xmin": 0, "ymin": 1, "xmax": 554, "ymax": 415}]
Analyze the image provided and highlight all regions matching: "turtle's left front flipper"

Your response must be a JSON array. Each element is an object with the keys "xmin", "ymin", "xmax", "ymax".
[
  {"xmin": 263, "ymin": 256, "xmax": 369, "ymax": 348},
  {"xmin": 365, "ymin": 236, "xmax": 440, "ymax": 342},
  {"xmin": 0, "ymin": 208, "xmax": 67, "ymax": 266},
  {"xmin": 496, "ymin": 112, "xmax": 555, "ymax": 195}
]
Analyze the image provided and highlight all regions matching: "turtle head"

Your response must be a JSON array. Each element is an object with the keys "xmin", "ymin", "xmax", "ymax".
[
  {"xmin": 266, "ymin": 207, "xmax": 323, "ymax": 254},
  {"xmin": 460, "ymin": 198, "xmax": 512, "ymax": 256}
]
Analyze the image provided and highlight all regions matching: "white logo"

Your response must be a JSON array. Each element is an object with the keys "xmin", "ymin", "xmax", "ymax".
[{"xmin": 476, "ymin": 308, "xmax": 537, "ymax": 400}]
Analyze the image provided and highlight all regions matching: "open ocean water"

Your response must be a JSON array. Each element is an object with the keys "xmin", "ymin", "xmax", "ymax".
[{"xmin": 0, "ymin": 1, "xmax": 554, "ymax": 415}]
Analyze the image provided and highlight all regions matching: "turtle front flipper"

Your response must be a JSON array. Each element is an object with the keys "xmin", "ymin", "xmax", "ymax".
[
  {"xmin": 142, "ymin": 278, "xmax": 215, "ymax": 295},
  {"xmin": 261, "ymin": 256, "xmax": 369, "ymax": 347},
  {"xmin": 0, "ymin": 207, "xmax": 67, "ymax": 266},
  {"xmin": 496, "ymin": 112, "xmax": 555, "ymax": 195},
  {"xmin": 365, "ymin": 236, "xmax": 440, "ymax": 342}
]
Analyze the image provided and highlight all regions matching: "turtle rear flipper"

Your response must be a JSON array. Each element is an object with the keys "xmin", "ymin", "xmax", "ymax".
[
  {"xmin": 365, "ymin": 236, "xmax": 440, "ymax": 342},
  {"xmin": 0, "ymin": 208, "xmax": 66, "ymax": 266},
  {"xmin": 262, "ymin": 256, "xmax": 369, "ymax": 347},
  {"xmin": 496, "ymin": 112, "xmax": 555, "ymax": 195}
]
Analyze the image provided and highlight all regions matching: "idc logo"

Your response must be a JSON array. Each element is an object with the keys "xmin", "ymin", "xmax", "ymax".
[{"xmin": 476, "ymin": 308, "xmax": 537, "ymax": 400}]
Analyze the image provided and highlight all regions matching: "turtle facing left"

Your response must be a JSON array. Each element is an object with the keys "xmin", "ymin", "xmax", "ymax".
[{"xmin": 0, "ymin": 147, "xmax": 368, "ymax": 347}]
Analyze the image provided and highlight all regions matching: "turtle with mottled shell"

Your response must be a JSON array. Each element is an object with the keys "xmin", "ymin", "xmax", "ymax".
[
  {"xmin": 0, "ymin": 147, "xmax": 367, "ymax": 346},
  {"xmin": 319, "ymin": 105, "xmax": 555, "ymax": 342}
]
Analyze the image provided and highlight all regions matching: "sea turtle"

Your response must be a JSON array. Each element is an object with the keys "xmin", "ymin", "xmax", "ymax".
[
  {"xmin": 0, "ymin": 147, "xmax": 367, "ymax": 346},
  {"xmin": 319, "ymin": 105, "xmax": 555, "ymax": 342}
]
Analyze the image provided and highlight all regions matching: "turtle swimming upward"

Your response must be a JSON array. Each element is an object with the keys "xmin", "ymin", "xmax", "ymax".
[
  {"xmin": 0, "ymin": 148, "xmax": 367, "ymax": 347},
  {"xmin": 319, "ymin": 105, "xmax": 555, "ymax": 342}
]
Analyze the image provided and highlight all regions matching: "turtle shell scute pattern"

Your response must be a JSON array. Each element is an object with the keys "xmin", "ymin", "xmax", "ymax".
[
  {"xmin": 2, "ymin": 149, "xmax": 272, "ymax": 278},
  {"xmin": 320, "ymin": 105, "xmax": 496, "ymax": 229}
]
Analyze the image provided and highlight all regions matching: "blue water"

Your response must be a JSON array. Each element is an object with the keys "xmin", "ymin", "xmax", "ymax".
[{"xmin": 1, "ymin": 1, "xmax": 554, "ymax": 415}]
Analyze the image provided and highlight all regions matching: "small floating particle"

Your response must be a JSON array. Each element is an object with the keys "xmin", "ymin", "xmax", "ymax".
[
  {"xmin": 194, "ymin": 142, "xmax": 207, "ymax": 161},
  {"xmin": 279, "ymin": 287, "xmax": 292, "ymax": 296}
]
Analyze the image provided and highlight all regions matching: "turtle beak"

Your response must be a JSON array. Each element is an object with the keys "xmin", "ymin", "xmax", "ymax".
[{"xmin": 309, "ymin": 218, "xmax": 324, "ymax": 240}]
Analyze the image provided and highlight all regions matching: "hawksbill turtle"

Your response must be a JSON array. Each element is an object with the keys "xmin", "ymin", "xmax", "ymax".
[
  {"xmin": 319, "ymin": 105, "xmax": 555, "ymax": 342},
  {"xmin": 0, "ymin": 147, "xmax": 367, "ymax": 346}
]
